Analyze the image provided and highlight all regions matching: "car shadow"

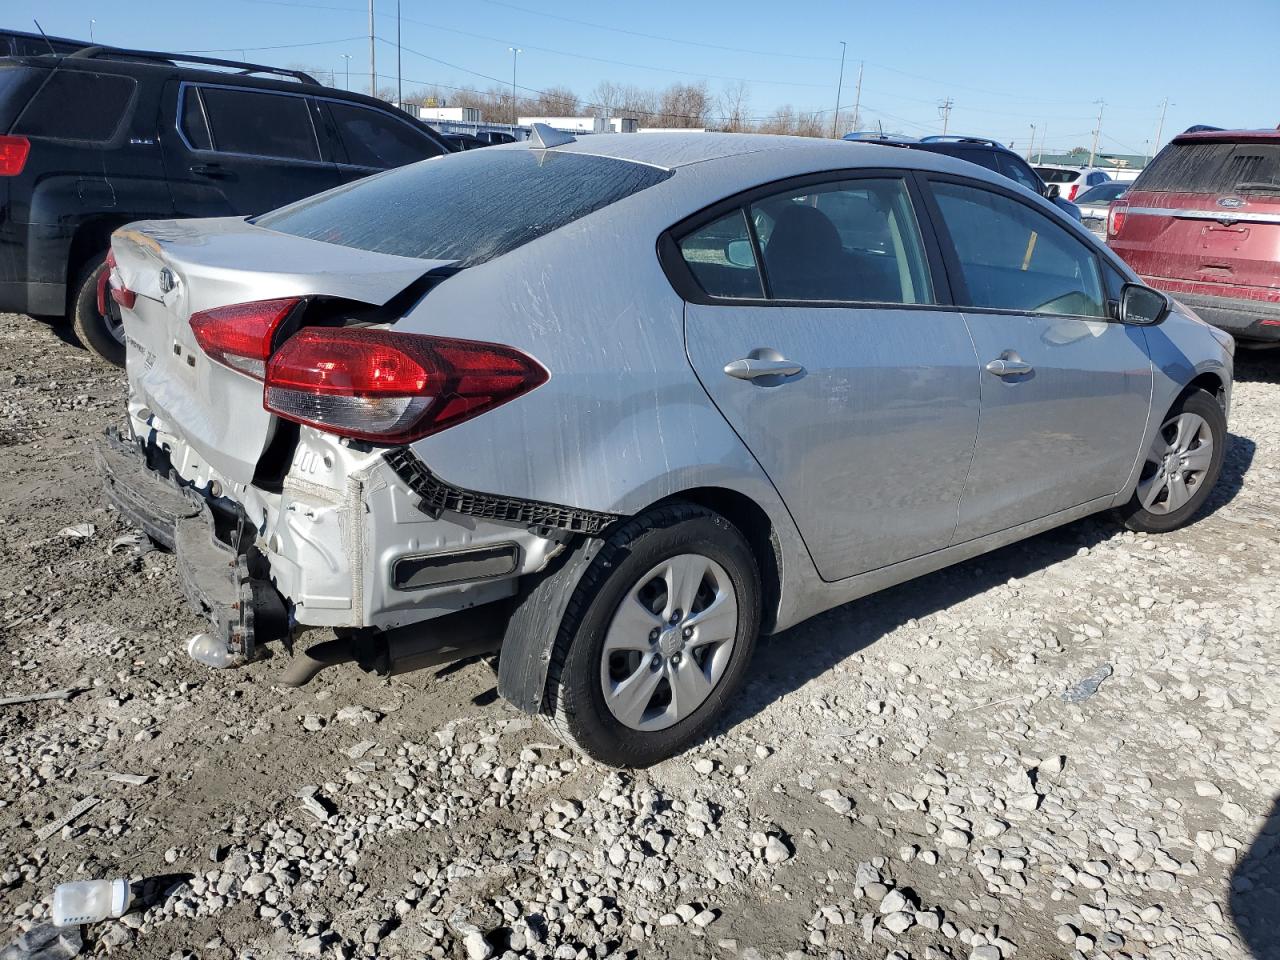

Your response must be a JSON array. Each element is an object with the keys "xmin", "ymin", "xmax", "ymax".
[
  {"xmin": 1230, "ymin": 795, "xmax": 1280, "ymax": 958},
  {"xmin": 717, "ymin": 429, "xmax": 1257, "ymax": 735},
  {"xmin": 1234, "ymin": 348, "xmax": 1280, "ymax": 385}
]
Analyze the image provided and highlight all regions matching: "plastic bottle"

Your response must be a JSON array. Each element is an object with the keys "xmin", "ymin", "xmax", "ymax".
[
  {"xmin": 187, "ymin": 632, "xmax": 236, "ymax": 669},
  {"xmin": 51, "ymin": 878, "xmax": 131, "ymax": 926}
]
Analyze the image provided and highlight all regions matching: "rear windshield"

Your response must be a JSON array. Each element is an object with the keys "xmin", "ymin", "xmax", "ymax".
[
  {"xmin": 1075, "ymin": 182, "xmax": 1126, "ymax": 204},
  {"xmin": 1035, "ymin": 167, "xmax": 1080, "ymax": 184},
  {"xmin": 11, "ymin": 69, "xmax": 136, "ymax": 142},
  {"xmin": 254, "ymin": 149, "xmax": 673, "ymax": 266},
  {"xmin": 1136, "ymin": 140, "xmax": 1280, "ymax": 194}
]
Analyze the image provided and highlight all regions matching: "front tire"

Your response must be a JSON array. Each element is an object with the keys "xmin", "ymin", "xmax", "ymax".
[
  {"xmin": 544, "ymin": 503, "xmax": 761, "ymax": 768},
  {"xmin": 70, "ymin": 255, "xmax": 126, "ymax": 367},
  {"xmin": 1119, "ymin": 389, "xmax": 1226, "ymax": 533}
]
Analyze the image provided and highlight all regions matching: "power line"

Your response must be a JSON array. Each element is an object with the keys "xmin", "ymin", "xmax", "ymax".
[{"xmin": 178, "ymin": 35, "xmax": 365, "ymax": 54}]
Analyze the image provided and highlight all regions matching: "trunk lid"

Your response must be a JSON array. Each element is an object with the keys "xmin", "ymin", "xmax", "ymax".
[
  {"xmin": 1111, "ymin": 136, "xmax": 1280, "ymax": 293},
  {"xmin": 112, "ymin": 216, "xmax": 450, "ymax": 485}
]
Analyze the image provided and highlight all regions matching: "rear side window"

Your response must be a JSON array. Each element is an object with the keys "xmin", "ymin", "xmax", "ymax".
[
  {"xmin": 12, "ymin": 70, "xmax": 135, "ymax": 142},
  {"xmin": 750, "ymin": 178, "xmax": 933, "ymax": 303},
  {"xmin": 326, "ymin": 101, "xmax": 442, "ymax": 168},
  {"xmin": 1137, "ymin": 141, "xmax": 1280, "ymax": 194},
  {"xmin": 255, "ymin": 149, "xmax": 671, "ymax": 266},
  {"xmin": 195, "ymin": 86, "xmax": 319, "ymax": 161},
  {"xmin": 180, "ymin": 90, "xmax": 212, "ymax": 151},
  {"xmin": 932, "ymin": 180, "xmax": 1105, "ymax": 318},
  {"xmin": 678, "ymin": 210, "xmax": 764, "ymax": 299}
]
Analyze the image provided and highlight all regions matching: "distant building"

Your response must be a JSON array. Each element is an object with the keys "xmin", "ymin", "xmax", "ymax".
[
  {"xmin": 1031, "ymin": 151, "xmax": 1149, "ymax": 182},
  {"xmin": 519, "ymin": 116, "xmax": 640, "ymax": 134},
  {"xmin": 418, "ymin": 106, "xmax": 482, "ymax": 124}
]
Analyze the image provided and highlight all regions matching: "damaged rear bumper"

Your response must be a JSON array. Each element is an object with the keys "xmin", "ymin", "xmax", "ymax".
[{"xmin": 97, "ymin": 428, "xmax": 289, "ymax": 659}]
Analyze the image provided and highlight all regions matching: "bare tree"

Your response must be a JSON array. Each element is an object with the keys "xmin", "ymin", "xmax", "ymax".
[{"xmin": 715, "ymin": 80, "xmax": 751, "ymax": 133}]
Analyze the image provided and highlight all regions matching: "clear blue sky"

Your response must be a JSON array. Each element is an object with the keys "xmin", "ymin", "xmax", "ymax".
[{"xmin": 13, "ymin": 0, "xmax": 1279, "ymax": 156}]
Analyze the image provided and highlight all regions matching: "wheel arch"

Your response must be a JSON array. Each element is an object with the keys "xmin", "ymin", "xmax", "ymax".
[
  {"xmin": 65, "ymin": 215, "xmax": 141, "ymax": 309},
  {"xmin": 649, "ymin": 486, "xmax": 783, "ymax": 634},
  {"xmin": 1180, "ymin": 370, "xmax": 1228, "ymax": 411}
]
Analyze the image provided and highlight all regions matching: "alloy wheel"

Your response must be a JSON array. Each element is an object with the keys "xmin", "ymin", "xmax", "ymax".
[
  {"xmin": 1136, "ymin": 412, "xmax": 1214, "ymax": 515},
  {"xmin": 599, "ymin": 553, "xmax": 738, "ymax": 732}
]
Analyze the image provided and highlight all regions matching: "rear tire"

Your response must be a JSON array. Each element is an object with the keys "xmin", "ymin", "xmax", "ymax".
[
  {"xmin": 1118, "ymin": 389, "xmax": 1226, "ymax": 533},
  {"xmin": 543, "ymin": 502, "xmax": 761, "ymax": 768},
  {"xmin": 70, "ymin": 254, "xmax": 125, "ymax": 367}
]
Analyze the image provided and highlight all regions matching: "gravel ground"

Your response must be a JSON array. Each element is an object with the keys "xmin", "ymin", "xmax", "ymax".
[{"xmin": 0, "ymin": 310, "xmax": 1277, "ymax": 960}]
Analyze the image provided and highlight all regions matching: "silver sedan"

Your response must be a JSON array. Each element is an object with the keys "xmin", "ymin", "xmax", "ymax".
[{"xmin": 99, "ymin": 130, "xmax": 1234, "ymax": 767}]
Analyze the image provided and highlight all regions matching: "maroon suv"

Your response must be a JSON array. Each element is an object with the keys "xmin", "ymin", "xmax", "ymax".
[{"xmin": 1109, "ymin": 128, "xmax": 1280, "ymax": 342}]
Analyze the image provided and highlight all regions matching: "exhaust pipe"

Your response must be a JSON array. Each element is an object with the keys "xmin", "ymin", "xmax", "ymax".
[{"xmin": 280, "ymin": 604, "xmax": 507, "ymax": 687}]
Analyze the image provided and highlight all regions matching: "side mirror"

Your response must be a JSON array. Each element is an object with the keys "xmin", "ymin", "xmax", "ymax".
[
  {"xmin": 1119, "ymin": 283, "xmax": 1170, "ymax": 326},
  {"xmin": 1045, "ymin": 184, "xmax": 1061, "ymax": 200},
  {"xmin": 725, "ymin": 239, "xmax": 755, "ymax": 268}
]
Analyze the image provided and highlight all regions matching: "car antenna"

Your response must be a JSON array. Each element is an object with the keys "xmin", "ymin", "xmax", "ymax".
[{"xmin": 32, "ymin": 19, "xmax": 59, "ymax": 56}]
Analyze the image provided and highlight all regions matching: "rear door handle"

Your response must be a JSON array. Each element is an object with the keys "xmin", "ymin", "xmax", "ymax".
[
  {"xmin": 985, "ymin": 358, "xmax": 1034, "ymax": 377},
  {"xmin": 723, "ymin": 358, "xmax": 805, "ymax": 380},
  {"xmin": 189, "ymin": 163, "xmax": 229, "ymax": 179}
]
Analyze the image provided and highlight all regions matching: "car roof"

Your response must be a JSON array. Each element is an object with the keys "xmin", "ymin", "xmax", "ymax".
[
  {"xmin": 508, "ymin": 131, "xmax": 861, "ymax": 170},
  {"xmin": 1173, "ymin": 128, "xmax": 1280, "ymax": 144}
]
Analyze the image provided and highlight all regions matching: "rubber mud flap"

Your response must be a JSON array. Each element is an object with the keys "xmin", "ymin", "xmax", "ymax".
[{"xmin": 497, "ymin": 536, "xmax": 603, "ymax": 714}]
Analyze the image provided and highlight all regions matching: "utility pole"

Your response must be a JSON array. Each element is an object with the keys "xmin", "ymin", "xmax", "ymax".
[
  {"xmin": 89, "ymin": 19, "xmax": 96, "ymax": 42},
  {"xmin": 1151, "ymin": 97, "xmax": 1169, "ymax": 162},
  {"xmin": 831, "ymin": 41, "xmax": 846, "ymax": 138},
  {"xmin": 1089, "ymin": 100, "xmax": 1104, "ymax": 167},
  {"xmin": 1027, "ymin": 123, "xmax": 1035, "ymax": 161},
  {"xmin": 938, "ymin": 97, "xmax": 953, "ymax": 136},
  {"xmin": 851, "ymin": 61, "xmax": 863, "ymax": 132},
  {"xmin": 368, "ymin": 0, "xmax": 376, "ymax": 98},
  {"xmin": 508, "ymin": 47, "xmax": 522, "ymax": 126},
  {"xmin": 1038, "ymin": 122, "xmax": 1046, "ymax": 164},
  {"xmin": 341, "ymin": 53, "xmax": 352, "ymax": 90},
  {"xmin": 396, "ymin": 0, "xmax": 402, "ymax": 107}
]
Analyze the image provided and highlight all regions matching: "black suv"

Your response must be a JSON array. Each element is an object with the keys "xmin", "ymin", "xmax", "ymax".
[
  {"xmin": 843, "ymin": 133, "xmax": 1082, "ymax": 221},
  {"xmin": 0, "ymin": 43, "xmax": 450, "ymax": 364}
]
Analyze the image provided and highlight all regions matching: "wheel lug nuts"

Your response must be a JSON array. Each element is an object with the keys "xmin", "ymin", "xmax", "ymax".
[
  {"xmin": 669, "ymin": 609, "xmax": 682, "ymax": 624},
  {"xmin": 671, "ymin": 653, "xmax": 682, "ymax": 666},
  {"xmin": 649, "ymin": 628, "xmax": 660, "ymax": 643},
  {"xmin": 651, "ymin": 654, "xmax": 662, "ymax": 669},
  {"xmin": 682, "ymin": 627, "xmax": 693, "ymax": 640}
]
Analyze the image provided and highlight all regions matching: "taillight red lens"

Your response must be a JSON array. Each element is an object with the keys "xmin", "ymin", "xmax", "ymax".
[
  {"xmin": 263, "ymin": 328, "xmax": 548, "ymax": 443},
  {"xmin": 103, "ymin": 249, "xmax": 137, "ymax": 310},
  {"xmin": 189, "ymin": 298, "xmax": 301, "ymax": 379},
  {"xmin": 1108, "ymin": 200, "xmax": 1128, "ymax": 239},
  {"xmin": 1067, "ymin": 183, "xmax": 1079, "ymax": 201},
  {"xmin": 0, "ymin": 135, "xmax": 29, "ymax": 176}
]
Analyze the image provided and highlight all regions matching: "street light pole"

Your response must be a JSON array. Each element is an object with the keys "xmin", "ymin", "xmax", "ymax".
[
  {"xmin": 1089, "ymin": 100, "xmax": 1105, "ymax": 167},
  {"xmin": 1152, "ymin": 97, "xmax": 1170, "ymax": 162},
  {"xmin": 89, "ymin": 19, "xmax": 96, "ymax": 43},
  {"xmin": 508, "ymin": 47, "xmax": 522, "ymax": 126},
  {"xmin": 396, "ymin": 0, "xmax": 402, "ymax": 108},
  {"xmin": 1028, "ymin": 123, "xmax": 1035, "ymax": 161},
  {"xmin": 831, "ymin": 41, "xmax": 846, "ymax": 139},
  {"xmin": 341, "ymin": 53, "xmax": 352, "ymax": 91}
]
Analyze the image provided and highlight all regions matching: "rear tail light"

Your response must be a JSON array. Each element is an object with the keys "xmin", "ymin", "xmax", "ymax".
[
  {"xmin": 1067, "ymin": 183, "xmax": 1080, "ymax": 201},
  {"xmin": 189, "ymin": 298, "xmax": 301, "ymax": 379},
  {"xmin": 263, "ymin": 327, "xmax": 548, "ymax": 443},
  {"xmin": 0, "ymin": 135, "xmax": 29, "ymax": 176},
  {"xmin": 103, "ymin": 250, "xmax": 137, "ymax": 310},
  {"xmin": 1107, "ymin": 199, "xmax": 1128, "ymax": 239}
]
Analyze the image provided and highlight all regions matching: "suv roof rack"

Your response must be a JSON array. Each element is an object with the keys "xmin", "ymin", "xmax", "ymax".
[
  {"xmin": 920, "ymin": 134, "xmax": 1006, "ymax": 148},
  {"xmin": 65, "ymin": 45, "xmax": 319, "ymax": 84},
  {"xmin": 842, "ymin": 131, "xmax": 918, "ymax": 144}
]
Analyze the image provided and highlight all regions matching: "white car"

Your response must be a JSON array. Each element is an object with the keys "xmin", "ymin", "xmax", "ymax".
[
  {"xmin": 1034, "ymin": 164, "xmax": 1112, "ymax": 202},
  {"xmin": 1074, "ymin": 181, "xmax": 1129, "ymax": 238}
]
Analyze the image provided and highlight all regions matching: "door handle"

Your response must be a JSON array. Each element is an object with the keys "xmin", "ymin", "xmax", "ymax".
[
  {"xmin": 723, "ymin": 358, "xmax": 805, "ymax": 380},
  {"xmin": 985, "ymin": 358, "xmax": 1034, "ymax": 377},
  {"xmin": 189, "ymin": 163, "xmax": 229, "ymax": 179}
]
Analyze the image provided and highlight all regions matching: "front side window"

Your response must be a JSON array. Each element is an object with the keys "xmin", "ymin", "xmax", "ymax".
[
  {"xmin": 998, "ymin": 154, "xmax": 1044, "ymax": 194},
  {"xmin": 677, "ymin": 209, "xmax": 764, "ymax": 299},
  {"xmin": 747, "ymin": 178, "xmax": 933, "ymax": 303},
  {"xmin": 932, "ymin": 180, "xmax": 1106, "ymax": 318},
  {"xmin": 327, "ymin": 101, "xmax": 442, "ymax": 168},
  {"xmin": 13, "ymin": 70, "xmax": 135, "ymax": 142},
  {"xmin": 196, "ymin": 86, "xmax": 319, "ymax": 161}
]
